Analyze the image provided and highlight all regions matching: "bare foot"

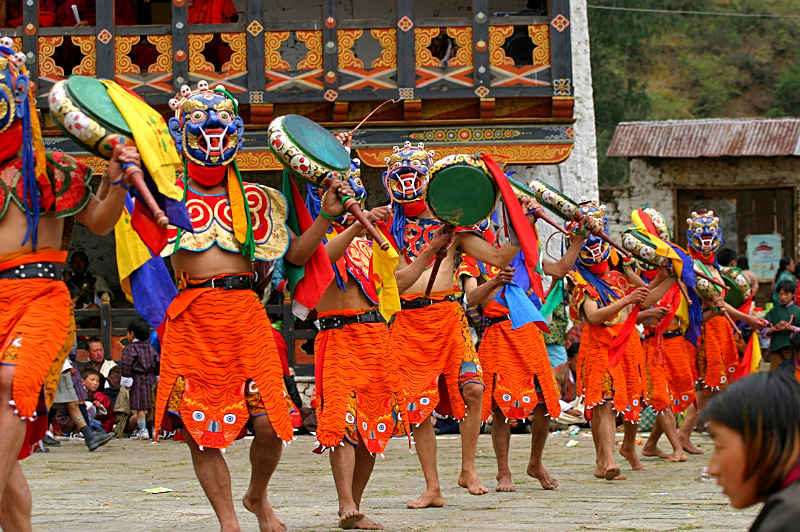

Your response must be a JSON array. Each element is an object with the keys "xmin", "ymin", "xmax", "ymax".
[
  {"xmin": 242, "ymin": 494, "xmax": 286, "ymax": 532},
  {"xmin": 680, "ymin": 436, "xmax": 704, "ymax": 455},
  {"xmin": 619, "ymin": 446, "xmax": 646, "ymax": 471},
  {"xmin": 495, "ymin": 471, "xmax": 516, "ymax": 492},
  {"xmin": 406, "ymin": 489, "xmax": 445, "ymax": 509},
  {"xmin": 642, "ymin": 444, "xmax": 670, "ymax": 459},
  {"xmin": 351, "ymin": 516, "xmax": 384, "ymax": 530},
  {"xmin": 458, "ymin": 471, "xmax": 489, "ymax": 495},
  {"xmin": 667, "ymin": 450, "xmax": 688, "ymax": 462},
  {"xmin": 526, "ymin": 462, "xmax": 559, "ymax": 490},
  {"xmin": 338, "ymin": 507, "xmax": 366, "ymax": 530},
  {"xmin": 604, "ymin": 467, "xmax": 626, "ymax": 481},
  {"xmin": 594, "ymin": 467, "xmax": 605, "ymax": 479}
]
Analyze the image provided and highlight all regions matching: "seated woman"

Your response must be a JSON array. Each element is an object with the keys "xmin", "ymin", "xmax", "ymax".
[{"xmin": 705, "ymin": 371, "xmax": 800, "ymax": 531}]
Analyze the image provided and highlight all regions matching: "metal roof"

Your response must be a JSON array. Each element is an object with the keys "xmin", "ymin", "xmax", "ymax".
[{"xmin": 607, "ymin": 118, "xmax": 800, "ymax": 158}]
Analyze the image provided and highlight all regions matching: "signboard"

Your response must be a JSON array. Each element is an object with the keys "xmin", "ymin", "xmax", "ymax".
[{"xmin": 746, "ymin": 234, "xmax": 782, "ymax": 281}]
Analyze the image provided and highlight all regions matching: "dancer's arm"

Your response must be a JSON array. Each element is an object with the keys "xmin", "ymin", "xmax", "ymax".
[
  {"xmin": 465, "ymin": 267, "xmax": 514, "ymax": 307},
  {"xmin": 458, "ymin": 232, "xmax": 519, "ymax": 269},
  {"xmin": 394, "ymin": 226, "xmax": 452, "ymax": 292},
  {"xmin": 581, "ymin": 287, "xmax": 648, "ymax": 326}
]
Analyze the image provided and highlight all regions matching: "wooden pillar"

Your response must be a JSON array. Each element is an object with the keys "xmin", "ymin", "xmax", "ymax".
[
  {"xmin": 472, "ymin": 0, "xmax": 490, "ymax": 94},
  {"xmin": 396, "ymin": 0, "xmax": 414, "ymax": 99},
  {"xmin": 246, "ymin": 0, "xmax": 266, "ymax": 105},
  {"xmin": 549, "ymin": 0, "xmax": 573, "ymax": 117},
  {"xmin": 172, "ymin": 0, "xmax": 189, "ymax": 90},
  {"xmin": 21, "ymin": 0, "xmax": 38, "ymax": 83},
  {"xmin": 96, "ymin": 1, "xmax": 114, "ymax": 79}
]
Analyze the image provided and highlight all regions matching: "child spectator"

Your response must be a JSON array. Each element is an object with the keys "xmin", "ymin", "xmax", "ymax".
[
  {"xmin": 121, "ymin": 319, "xmax": 160, "ymax": 440},
  {"xmin": 82, "ymin": 368, "xmax": 115, "ymax": 434},
  {"xmin": 764, "ymin": 280, "xmax": 800, "ymax": 371},
  {"xmin": 105, "ymin": 365, "xmax": 122, "ymax": 407}
]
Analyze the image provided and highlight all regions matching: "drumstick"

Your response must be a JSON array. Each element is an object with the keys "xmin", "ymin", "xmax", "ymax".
[
  {"xmin": 340, "ymin": 197, "xmax": 390, "ymax": 251},
  {"xmin": 721, "ymin": 308, "xmax": 742, "ymax": 335},
  {"xmin": 424, "ymin": 247, "xmax": 449, "ymax": 298},
  {"xmin": 529, "ymin": 206, "xmax": 568, "ymax": 235},
  {"xmin": 71, "ymin": 4, "xmax": 81, "ymax": 24},
  {"xmin": 123, "ymin": 163, "xmax": 169, "ymax": 227},
  {"xmin": 694, "ymin": 269, "xmax": 726, "ymax": 289},
  {"xmin": 349, "ymin": 98, "xmax": 399, "ymax": 137}
]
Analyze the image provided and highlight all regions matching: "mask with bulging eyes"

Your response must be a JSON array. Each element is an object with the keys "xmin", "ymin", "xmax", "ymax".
[
  {"xmin": 568, "ymin": 201, "xmax": 610, "ymax": 266},
  {"xmin": 383, "ymin": 141, "xmax": 434, "ymax": 204},
  {"xmin": 686, "ymin": 210, "xmax": 722, "ymax": 256}
]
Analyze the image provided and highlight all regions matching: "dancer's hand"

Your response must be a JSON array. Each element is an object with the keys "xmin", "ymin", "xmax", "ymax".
[
  {"xmin": 364, "ymin": 206, "xmax": 392, "ymax": 224},
  {"xmin": 492, "ymin": 267, "xmax": 516, "ymax": 287},
  {"xmin": 626, "ymin": 287, "xmax": 649, "ymax": 306},
  {"xmin": 321, "ymin": 178, "xmax": 355, "ymax": 218}
]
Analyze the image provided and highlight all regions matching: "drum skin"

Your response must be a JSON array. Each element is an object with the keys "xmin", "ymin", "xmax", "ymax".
[
  {"xmin": 426, "ymin": 154, "xmax": 498, "ymax": 226},
  {"xmin": 720, "ymin": 266, "xmax": 750, "ymax": 308},
  {"xmin": 267, "ymin": 114, "xmax": 351, "ymax": 186},
  {"xmin": 621, "ymin": 229, "xmax": 666, "ymax": 267},
  {"xmin": 48, "ymin": 76, "xmax": 134, "ymax": 157}
]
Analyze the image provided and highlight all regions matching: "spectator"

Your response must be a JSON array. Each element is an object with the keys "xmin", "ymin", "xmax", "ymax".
[
  {"xmin": 105, "ymin": 365, "xmax": 122, "ymax": 407},
  {"xmin": 67, "ymin": 251, "xmax": 111, "ymax": 309},
  {"xmin": 82, "ymin": 368, "xmax": 115, "ymax": 434},
  {"xmin": 773, "ymin": 257, "xmax": 796, "ymax": 305},
  {"xmin": 736, "ymin": 255, "xmax": 750, "ymax": 270},
  {"xmin": 82, "ymin": 336, "xmax": 117, "ymax": 390},
  {"xmin": 705, "ymin": 372, "xmax": 800, "ymax": 530},
  {"xmin": 718, "ymin": 248, "xmax": 737, "ymax": 268},
  {"xmin": 763, "ymin": 280, "xmax": 800, "ymax": 371},
  {"xmin": 553, "ymin": 344, "xmax": 585, "ymax": 425},
  {"xmin": 121, "ymin": 319, "xmax": 159, "ymax": 440}
]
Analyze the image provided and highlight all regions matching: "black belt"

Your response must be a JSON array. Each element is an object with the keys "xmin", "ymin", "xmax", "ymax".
[
  {"xmin": 485, "ymin": 314, "xmax": 511, "ymax": 327},
  {"xmin": 189, "ymin": 274, "xmax": 254, "ymax": 291},
  {"xmin": 318, "ymin": 309, "xmax": 385, "ymax": 330},
  {"xmin": 401, "ymin": 294, "xmax": 459, "ymax": 310},
  {"xmin": 644, "ymin": 328, "xmax": 683, "ymax": 340},
  {"xmin": 0, "ymin": 261, "xmax": 63, "ymax": 280}
]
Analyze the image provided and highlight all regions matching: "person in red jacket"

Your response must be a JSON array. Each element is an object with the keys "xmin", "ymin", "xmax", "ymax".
[{"xmin": 82, "ymin": 369, "xmax": 115, "ymax": 434}]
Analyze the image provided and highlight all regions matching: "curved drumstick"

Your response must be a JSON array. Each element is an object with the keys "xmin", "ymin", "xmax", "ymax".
[
  {"xmin": 424, "ymin": 247, "xmax": 448, "ymax": 298},
  {"xmin": 529, "ymin": 207, "xmax": 568, "ymax": 235},
  {"xmin": 123, "ymin": 163, "xmax": 168, "ymax": 227},
  {"xmin": 341, "ymin": 196, "xmax": 390, "ymax": 251},
  {"xmin": 578, "ymin": 214, "xmax": 630, "ymax": 258}
]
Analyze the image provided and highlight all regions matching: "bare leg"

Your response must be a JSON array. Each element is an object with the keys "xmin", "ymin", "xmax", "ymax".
[
  {"xmin": 407, "ymin": 416, "xmax": 444, "ymax": 509},
  {"xmin": 619, "ymin": 421, "xmax": 645, "ymax": 470},
  {"xmin": 456, "ymin": 382, "xmax": 488, "ymax": 495},
  {"xmin": 678, "ymin": 397, "xmax": 705, "ymax": 455},
  {"xmin": 0, "ymin": 461, "xmax": 32, "ymax": 532},
  {"xmin": 0, "ymin": 366, "xmax": 30, "ymax": 530},
  {"xmin": 185, "ymin": 432, "xmax": 241, "ymax": 532},
  {"xmin": 591, "ymin": 402, "xmax": 624, "ymax": 480},
  {"xmin": 351, "ymin": 442, "xmax": 382, "ymax": 530},
  {"xmin": 242, "ymin": 415, "xmax": 286, "ymax": 532},
  {"xmin": 329, "ymin": 443, "xmax": 364, "ymax": 528},
  {"xmin": 490, "ymin": 407, "xmax": 515, "ymax": 492},
  {"xmin": 659, "ymin": 411, "xmax": 686, "ymax": 462},
  {"xmin": 642, "ymin": 414, "xmax": 669, "ymax": 458},
  {"xmin": 526, "ymin": 404, "xmax": 558, "ymax": 489},
  {"xmin": 66, "ymin": 401, "xmax": 87, "ymax": 431}
]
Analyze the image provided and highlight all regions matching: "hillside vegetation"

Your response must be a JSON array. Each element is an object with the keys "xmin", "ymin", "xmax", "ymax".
[{"xmin": 588, "ymin": 0, "xmax": 800, "ymax": 186}]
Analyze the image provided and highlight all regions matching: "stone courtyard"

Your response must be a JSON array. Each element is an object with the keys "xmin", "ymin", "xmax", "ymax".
[{"xmin": 23, "ymin": 431, "xmax": 755, "ymax": 531}]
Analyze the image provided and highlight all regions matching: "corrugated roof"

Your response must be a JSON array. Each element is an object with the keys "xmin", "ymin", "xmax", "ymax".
[{"xmin": 607, "ymin": 118, "xmax": 800, "ymax": 158}]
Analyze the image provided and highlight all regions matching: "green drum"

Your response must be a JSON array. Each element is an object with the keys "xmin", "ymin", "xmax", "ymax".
[
  {"xmin": 267, "ymin": 114, "xmax": 351, "ymax": 186},
  {"xmin": 48, "ymin": 75, "xmax": 134, "ymax": 157},
  {"xmin": 720, "ymin": 266, "xmax": 751, "ymax": 308},
  {"xmin": 426, "ymin": 154, "xmax": 498, "ymax": 226}
]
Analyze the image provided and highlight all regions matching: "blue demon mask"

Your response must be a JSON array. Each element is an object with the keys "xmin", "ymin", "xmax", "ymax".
[
  {"xmin": 168, "ymin": 82, "xmax": 244, "ymax": 167},
  {"xmin": 686, "ymin": 210, "xmax": 721, "ymax": 256},
  {"xmin": 383, "ymin": 141, "xmax": 434, "ymax": 204},
  {"xmin": 568, "ymin": 201, "xmax": 610, "ymax": 266}
]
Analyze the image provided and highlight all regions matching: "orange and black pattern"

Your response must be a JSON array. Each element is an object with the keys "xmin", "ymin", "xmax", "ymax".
[{"xmin": 697, "ymin": 315, "xmax": 737, "ymax": 390}]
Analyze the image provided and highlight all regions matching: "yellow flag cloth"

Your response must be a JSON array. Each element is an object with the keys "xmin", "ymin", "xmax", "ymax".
[
  {"xmin": 101, "ymin": 80, "xmax": 182, "ymax": 201},
  {"xmin": 675, "ymin": 289, "xmax": 690, "ymax": 332},
  {"xmin": 749, "ymin": 333, "xmax": 762, "ymax": 374},
  {"xmin": 226, "ymin": 165, "xmax": 248, "ymax": 245},
  {"xmin": 114, "ymin": 207, "xmax": 152, "ymax": 302},
  {"xmin": 373, "ymin": 243, "xmax": 401, "ymax": 322}
]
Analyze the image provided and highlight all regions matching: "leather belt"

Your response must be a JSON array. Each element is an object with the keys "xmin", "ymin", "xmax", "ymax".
[
  {"xmin": 0, "ymin": 261, "xmax": 63, "ymax": 280},
  {"xmin": 189, "ymin": 274, "xmax": 254, "ymax": 291},
  {"xmin": 644, "ymin": 328, "xmax": 683, "ymax": 340},
  {"xmin": 318, "ymin": 309, "xmax": 385, "ymax": 330},
  {"xmin": 400, "ymin": 294, "xmax": 458, "ymax": 310},
  {"xmin": 485, "ymin": 314, "xmax": 511, "ymax": 327}
]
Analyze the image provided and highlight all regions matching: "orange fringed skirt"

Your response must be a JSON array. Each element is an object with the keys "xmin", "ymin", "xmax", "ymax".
[
  {"xmin": 314, "ymin": 309, "xmax": 408, "ymax": 454},
  {"xmin": 576, "ymin": 323, "xmax": 644, "ymax": 422},
  {"xmin": 478, "ymin": 320, "xmax": 561, "ymax": 421},
  {"xmin": 0, "ymin": 278, "xmax": 74, "ymax": 460},
  {"xmin": 643, "ymin": 334, "xmax": 697, "ymax": 413},
  {"xmin": 697, "ymin": 315, "xmax": 737, "ymax": 390},
  {"xmin": 155, "ymin": 288, "xmax": 294, "ymax": 449},
  {"xmin": 390, "ymin": 296, "xmax": 482, "ymax": 425}
]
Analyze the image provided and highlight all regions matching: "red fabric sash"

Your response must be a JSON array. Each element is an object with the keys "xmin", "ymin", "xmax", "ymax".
[
  {"xmin": 480, "ymin": 153, "xmax": 543, "ymax": 299},
  {"xmin": 402, "ymin": 200, "xmax": 427, "ymax": 217},
  {"xmin": 587, "ymin": 261, "xmax": 610, "ymax": 275},
  {"xmin": 781, "ymin": 459, "xmax": 800, "ymax": 489},
  {"xmin": 608, "ymin": 307, "xmax": 639, "ymax": 367}
]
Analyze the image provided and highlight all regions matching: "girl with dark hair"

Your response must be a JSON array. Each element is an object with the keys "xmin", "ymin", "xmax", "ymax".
[
  {"xmin": 705, "ymin": 372, "xmax": 800, "ymax": 531},
  {"xmin": 773, "ymin": 257, "xmax": 796, "ymax": 305}
]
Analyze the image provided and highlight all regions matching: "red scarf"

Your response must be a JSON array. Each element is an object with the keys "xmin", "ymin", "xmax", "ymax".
[
  {"xmin": 781, "ymin": 459, "xmax": 800, "ymax": 489},
  {"xmin": 689, "ymin": 248, "xmax": 716, "ymax": 265},
  {"xmin": 586, "ymin": 261, "xmax": 610, "ymax": 275},
  {"xmin": 187, "ymin": 160, "xmax": 227, "ymax": 187},
  {"xmin": 401, "ymin": 200, "xmax": 427, "ymax": 217}
]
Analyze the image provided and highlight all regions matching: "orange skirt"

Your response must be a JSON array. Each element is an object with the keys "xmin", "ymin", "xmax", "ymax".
[
  {"xmin": 0, "ymin": 278, "xmax": 73, "ymax": 460},
  {"xmin": 314, "ymin": 309, "xmax": 407, "ymax": 454},
  {"xmin": 643, "ymin": 334, "xmax": 697, "ymax": 413},
  {"xmin": 390, "ymin": 298, "xmax": 482, "ymax": 425},
  {"xmin": 155, "ymin": 288, "xmax": 293, "ymax": 449},
  {"xmin": 478, "ymin": 320, "xmax": 560, "ymax": 421},
  {"xmin": 577, "ymin": 323, "xmax": 644, "ymax": 422},
  {"xmin": 697, "ymin": 315, "xmax": 737, "ymax": 390}
]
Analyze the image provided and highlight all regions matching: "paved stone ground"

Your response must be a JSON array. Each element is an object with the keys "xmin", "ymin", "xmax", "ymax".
[{"xmin": 23, "ymin": 431, "xmax": 756, "ymax": 531}]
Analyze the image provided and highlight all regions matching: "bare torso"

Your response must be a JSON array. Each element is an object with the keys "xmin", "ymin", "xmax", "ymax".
[
  {"xmin": 316, "ymin": 275, "xmax": 374, "ymax": 313},
  {"xmin": 401, "ymin": 242, "xmax": 459, "ymax": 295},
  {"xmin": 0, "ymin": 203, "xmax": 65, "ymax": 256}
]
